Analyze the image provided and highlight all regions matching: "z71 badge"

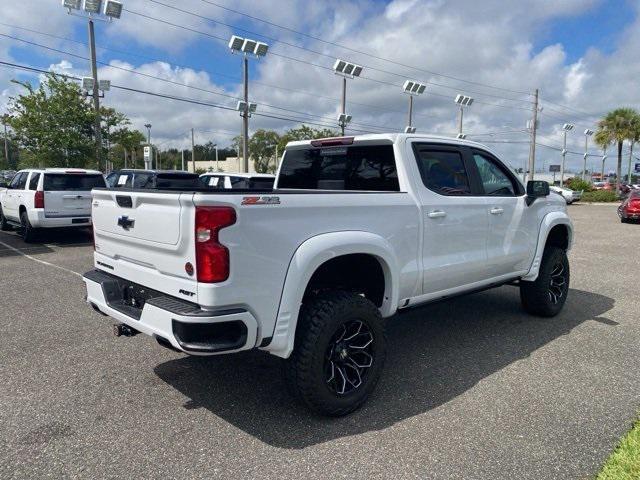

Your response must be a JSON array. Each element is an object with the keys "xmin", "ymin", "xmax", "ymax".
[{"xmin": 241, "ymin": 196, "xmax": 281, "ymax": 205}]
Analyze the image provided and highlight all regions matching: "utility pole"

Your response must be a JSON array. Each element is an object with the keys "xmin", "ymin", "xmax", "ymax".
[
  {"xmin": 628, "ymin": 142, "xmax": 634, "ymax": 184},
  {"xmin": 191, "ymin": 128, "xmax": 196, "ymax": 173},
  {"xmin": 242, "ymin": 55, "xmax": 249, "ymax": 173},
  {"xmin": 2, "ymin": 116, "xmax": 9, "ymax": 167},
  {"xmin": 181, "ymin": 150, "xmax": 185, "ymax": 171},
  {"xmin": 601, "ymin": 147, "xmax": 607, "ymax": 183},
  {"xmin": 527, "ymin": 88, "xmax": 539, "ymax": 183},
  {"xmin": 88, "ymin": 20, "xmax": 103, "ymax": 171},
  {"xmin": 340, "ymin": 77, "xmax": 347, "ymax": 136},
  {"xmin": 458, "ymin": 105, "xmax": 464, "ymax": 135},
  {"xmin": 215, "ymin": 144, "xmax": 219, "ymax": 172},
  {"xmin": 407, "ymin": 95, "xmax": 414, "ymax": 132},
  {"xmin": 561, "ymin": 131, "xmax": 567, "ymax": 186}
]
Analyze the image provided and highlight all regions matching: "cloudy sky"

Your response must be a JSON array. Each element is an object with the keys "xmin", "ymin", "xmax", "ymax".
[{"xmin": 1, "ymin": 0, "xmax": 639, "ymax": 172}]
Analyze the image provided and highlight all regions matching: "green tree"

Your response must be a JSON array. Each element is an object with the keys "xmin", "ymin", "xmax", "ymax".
[
  {"xmin": 626, "ymin": 113, "xmax": 640, "ymax": 183},
  {"xmin": 249, "ymin": 129, "xmax": 280, "ymax": 173},
  {"xmin": 595, "ymin": 108, "xmax": 638, "ymax": 193},
  {"xmin": 110, "ymin": 127, "xmax": 146, "ymax": 169},
  {"xmin": 277, "ymin": 125, "xmax": 338, "ymax": 153},
  {"xmin": 8, "ymin": 74, "xmax": 96, "ymax": 168}
]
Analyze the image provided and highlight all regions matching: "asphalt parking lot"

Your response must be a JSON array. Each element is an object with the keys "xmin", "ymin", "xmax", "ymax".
[{"xmin": 0, "ymin": 204, "xmax": 638, "ymax": 479}]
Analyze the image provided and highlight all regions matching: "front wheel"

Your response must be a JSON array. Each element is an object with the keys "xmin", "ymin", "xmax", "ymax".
[
  {"xmin": 284, "ymin": 290, "xmax": 386, "ymax": 416},
  {"xmin": 520, "ymin": 246, "xmax": 570, "ymax": 317}
]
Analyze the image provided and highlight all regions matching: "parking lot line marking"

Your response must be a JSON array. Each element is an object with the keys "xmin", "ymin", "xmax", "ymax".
[{"xmin": 0, "ymin": 240, "xmax": 82, "ymax": 278}]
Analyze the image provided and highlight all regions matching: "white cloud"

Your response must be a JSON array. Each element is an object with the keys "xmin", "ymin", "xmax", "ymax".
[{"xmin": 1, "ymin": 0, "xmax": 639, "ymax": 172}]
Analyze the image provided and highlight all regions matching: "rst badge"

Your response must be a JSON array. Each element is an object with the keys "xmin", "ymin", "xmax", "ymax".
[{"xmin": 241, "ymin": 196, "xmax": 280, "ymax": 206}]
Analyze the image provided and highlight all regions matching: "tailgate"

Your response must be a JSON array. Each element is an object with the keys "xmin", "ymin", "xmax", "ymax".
[
  {"xmin": 91, "ymin": 189, "xmax": 199, "ymax": 302},
  {"xmin": 43, "ymin": 173, "xmax": 104, "ymax": 218}
]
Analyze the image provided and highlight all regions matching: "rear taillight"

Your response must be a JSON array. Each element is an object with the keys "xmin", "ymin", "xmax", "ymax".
[
  {"xmin": 629, "ymin": 199, "xmax": 640, "ymax": 209},
  {"xmin": 34, "ymin": 191, "xmax": 45, "ymax": 209},
  {"xmin": 195, "ymin": 206, "xmax": 236, "ymax": 283}
]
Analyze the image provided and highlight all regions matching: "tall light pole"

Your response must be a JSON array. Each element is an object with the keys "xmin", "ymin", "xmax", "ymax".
[
  {"xmin": 560, "ymin": 123, "xmax": 574, "ymax": 186},
  {"xmin": 454, "ymin": 94, "xmax": 474, "ymax": 136},
  {"xmin": 62, "ymin": 0, "xmax": 123, "ymax": 171},
  {"xmin": 229, "ymin": 36, "xmax": 268, "ymax": 173},
  {"xmin": 402, "ymin": 81, "xmax": 426, "ymax": 133},
  {"xmin": 601, "ymin": 147, "xmax": 608, "ymax": 184},
  {"xmin": 333, "ymin": 59, "xmax": 363, "ymax": 135},
  {"xmin": 583, "ymin": 129, "xmax": 594, "ymax": 181},
  {"xmin": 212, "ymin": 143, "xmax": 219, "ymax": 171}
]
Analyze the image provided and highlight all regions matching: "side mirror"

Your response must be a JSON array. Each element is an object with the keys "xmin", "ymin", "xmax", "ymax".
[{"xmin": 526, "ymin": 180, "xmax": 549, "ymax": 206}]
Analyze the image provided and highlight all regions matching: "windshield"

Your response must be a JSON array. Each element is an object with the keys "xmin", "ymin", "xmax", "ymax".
[{"xmin": 43, "ymin": 173, "xmax": 105, "ymax": 191}]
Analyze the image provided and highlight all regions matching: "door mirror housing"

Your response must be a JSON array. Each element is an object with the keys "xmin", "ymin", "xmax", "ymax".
[{"xmin": 526, "ymin": 180, "xmax": 549, "ymax": 205}]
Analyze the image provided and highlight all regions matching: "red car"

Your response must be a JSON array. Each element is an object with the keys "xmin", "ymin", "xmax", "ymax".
[{"xmin": 618, "ymin": 191, "xmax": 640, "ymax": 223}]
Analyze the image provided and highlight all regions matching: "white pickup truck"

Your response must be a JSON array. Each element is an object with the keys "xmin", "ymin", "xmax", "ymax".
[
  {"xmin": 84, "ymin": 134, "xmax": 573, "ymax": 416},
  {"xmin": 0, "ymin": 168, "xmax": 105, "ymax": 242}
]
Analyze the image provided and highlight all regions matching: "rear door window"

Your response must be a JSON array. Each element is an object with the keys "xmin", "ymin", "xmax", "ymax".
[
  {"xmin": 278, "ymin": 144, "xmax": 399, "ymax": 191},
  {"xmin": 413, "ymin": 147, "xmax": 471, "ymax": 196},
  {"xmin": 28, "ymin": 173, "xmax": 41, "ymax": 190},
  {"xmin": 10, "ymin": 172, "xmax": 26, "ymax": 189},
  {"xmin": 43, "ymin": 174, "xmax": 106, "ymax": 191}
]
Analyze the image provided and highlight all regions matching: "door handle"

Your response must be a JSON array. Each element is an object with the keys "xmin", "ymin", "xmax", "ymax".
[
  {"xmin": 427, "ymin": 210, "xmax": 447, "ymax": 218},
  {"xmin": 490, "ymin": 207, "xmax": 504, "ymax": 215}
]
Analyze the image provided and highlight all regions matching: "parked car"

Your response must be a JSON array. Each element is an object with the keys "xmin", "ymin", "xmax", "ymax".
[
  {"xmin": 200, "ymin": 172, "xmax": 275, "ymax": 190},
  {"xmin": 106, "ymin": 169, "xmax": 204, "ymax": 190},
  {"xmin": 618, "ymin": 190, "xmax": 640, "ymax": 223},
  {"xmin": 83, "ymin": 134, "xmax": 573, "ymax": 416},
  {"xmin": 0, "ymin": 168, "xmax": 105, "ymax": 242},
  {"xmin": 550, "ymin": 185, "xmax": 582, "ymax": 204}
]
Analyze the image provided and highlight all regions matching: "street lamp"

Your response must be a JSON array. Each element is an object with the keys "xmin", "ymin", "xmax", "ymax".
[
  {"xmin": 229, "ymin": 35, "xmax": 269, "ymax": 173},
  {"xmin": 333, "ymin": 59, "xmax": 363, "ymax": 135},
  {"xmin": 403, "ymin": 80, "xmax": 426, "ymax": 134},
  {"xmin": 583, "ymin": 129, "xmax": 594, "ymax": 181},
  {"xmin": 560, "ymin": 123, "xmax": 574, "ymax": 186},
  {"xmin": 62, "ymin": 0, "xmax": 123, "ymax": 171},
  {"xmin": 454, "ymin": 94, "xmax": 474, "ymax": 135}
]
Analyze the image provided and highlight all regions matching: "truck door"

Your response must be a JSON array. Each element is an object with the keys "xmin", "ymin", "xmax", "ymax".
[
  {"xmin": 410, "ymin": 143, "xmax": 490, "ymax": 294},
  {"xmin": 469, "ymin": 150, "xmax": 535, "ymax": 276},
  {"xmin": 4, "ymin": 172, "xmax": 27, "ymax": 220}
]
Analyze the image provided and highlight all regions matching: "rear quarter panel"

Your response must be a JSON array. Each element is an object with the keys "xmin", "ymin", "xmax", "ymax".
[{"xmin": 194, "ymin": 191, "xmax": 421, "ymax": 346}]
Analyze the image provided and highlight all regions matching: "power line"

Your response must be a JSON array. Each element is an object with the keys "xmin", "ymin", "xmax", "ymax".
[
  {"xmin": 122, "ymin": 8, "xmax": 535, "ymax": 112},
  {"xmin": 0, "ymin": 60, "xmax": 384, "ymax": 135},
  {"xmin": 0, "ymin": 21, "xmax": 441, "ymax": 122},
  {"xmin": 191, "ymin": 0, "xmax": 534, "ymax": 97},
  {"xmin": 0, "ymin": 33, "xmax": 393, "ymax": 132},
  {"xmin": 142, "ymin": 0, "xmax": 533, "ymax": 105}
]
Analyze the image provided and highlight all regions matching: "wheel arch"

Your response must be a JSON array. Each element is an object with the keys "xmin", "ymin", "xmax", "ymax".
[
  {"xmin": 522, "ymin": 212, "xmax": 573, "ymax": 282},
  {"xmin": 264, "ymin": 231, "xmax": 399, "ymax": 359}
]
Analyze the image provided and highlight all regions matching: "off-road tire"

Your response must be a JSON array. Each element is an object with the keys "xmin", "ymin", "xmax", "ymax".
[
  {"xmin": 0, "ymin": 206, "xmax": 10, "ymax": 231},
  {"xmin": 520, "ymin": 246, "xmax": 570, "ymax": 317},
  {"xmin": 20, "ymin": 211, "xmax": 37, "ymax": 243},
  {"xmin": 284, "ymin": 290, "xmax": 386, "ymax": 416}
]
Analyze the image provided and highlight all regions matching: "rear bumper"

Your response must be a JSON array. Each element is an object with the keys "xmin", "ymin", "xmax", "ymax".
[
  {"xmin": 83, "ymin": 269, "xmax": 258, "ymax": 355},
  {"xmin": 30, "ymin": 210, "xmax": 92, "ymax": 228}
]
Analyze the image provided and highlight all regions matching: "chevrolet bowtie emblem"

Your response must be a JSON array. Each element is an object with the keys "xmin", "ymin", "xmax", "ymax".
[{"xmin": 117, "ymin": 216, "xmax": 135, "ymax": 230}]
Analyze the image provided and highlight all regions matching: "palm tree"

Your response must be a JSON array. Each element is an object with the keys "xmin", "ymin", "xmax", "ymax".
[
  {"xmin": 626, "ymin": 113, "xmax": 640, "ymax": 184},
  {"xmin": 595, "ymin": 108, "xmax": 638, "ymax": 193}
]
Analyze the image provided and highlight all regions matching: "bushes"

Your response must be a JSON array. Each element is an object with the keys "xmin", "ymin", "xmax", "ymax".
[
  {"xmin": 566, "ymin": 178, "xmax": 594, "ymax": 192},
  {"xmin": 581, "ymin": 190, "xmax": 619, "ymax": 202}
]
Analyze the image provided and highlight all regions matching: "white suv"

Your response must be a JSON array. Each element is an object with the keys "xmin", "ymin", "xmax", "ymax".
[{"xmin": 0, "ymin": 168, "xmax": 105, "ymax": 242}]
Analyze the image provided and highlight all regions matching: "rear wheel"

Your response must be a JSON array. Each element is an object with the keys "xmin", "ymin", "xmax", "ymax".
[
  {"xmin": 284, "ymin": 290, "xmax": 386, "ymax": 416},
  {"xmin": 0, "ymin": 206, "xmax": 10, "ymax": 231},
  {"xmin": 20, "ymin": 211, "xmax": 37, "ymax": 243},
  {"xmin": 520, "ymin": 246, "xmax": 570, "ymax": 317}
]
